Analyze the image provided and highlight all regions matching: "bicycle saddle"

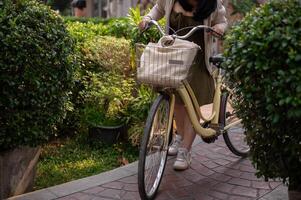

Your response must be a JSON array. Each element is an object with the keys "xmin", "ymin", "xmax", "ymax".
[{"xmin": 209, "ymin": 54, "xmax": 225, "ymax": 67}]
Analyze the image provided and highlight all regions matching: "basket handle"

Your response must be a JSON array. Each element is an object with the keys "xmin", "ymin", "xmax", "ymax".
[{"xmin": 158, "ymin": 35, "xmax": 175, "ymax": 47}]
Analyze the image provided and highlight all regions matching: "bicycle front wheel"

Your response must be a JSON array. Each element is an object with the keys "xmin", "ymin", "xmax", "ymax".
[
  {"xmin": 219, "ymin": 94, "xmax": 250, "ymax": 157},
  {"xmin": 138, "ymin": 93, "xmax": 172, "ymax": 200}
]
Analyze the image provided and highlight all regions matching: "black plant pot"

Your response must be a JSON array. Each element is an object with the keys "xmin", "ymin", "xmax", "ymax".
[{"xmin": 88, "ymin": 124, "xmax": 126, "ymax": 145}]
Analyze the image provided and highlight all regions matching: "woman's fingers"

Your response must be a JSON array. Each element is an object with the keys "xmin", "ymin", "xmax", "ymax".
[
  {"xmin": 213, "ymin": 27, "xmax": 223, "ymax": 35},
  {"xmin": 138, "ymin": 20, "xmax": 150, "ymax": 31},
  {"xmin": 210, "ymin": 25, "xmax": 224, "ymax": 38},
  {"xmin": 138, "ymin": 21, "xmax": 146, "ymax": 31}
]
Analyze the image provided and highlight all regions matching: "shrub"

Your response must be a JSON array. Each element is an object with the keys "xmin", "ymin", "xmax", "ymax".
[
  {"xmin": 63, "ymin": 16, "xmax": 126, "ymax": 25},
  {"xmin": 69, "ymin": 35, "xmax": 133, "ymax": 127},
  {"xmin": 81, "ymin": 36, "xmax": 131, "ymax": 73},
  {"xmin": 106, "ymin": 18, "xmax": 131, "ymax": 38},
  {"xmin": 80, "ymin": 72, "xmax": 135, "ymax": 127},
  {"xmin": 0, "ymin": 0, "xmax": 75, "ymax": 151},
  {"xmin": 224, "ymin": 0, "xmax": 301, "ymax": 189},
  {"xmin": 66, "ymin": 21, "xmax": 109, "ymax": 43},
  {"xmin": 126, "ymin": 85, "xmax": 155, "ymax": 123},
  {"xmin": 126, "ymin": 85, "xmax": 155, "ymax": 146},
  {"xmin": 65, "ymin": 17, "xmax": 131, "ymax": 42}
]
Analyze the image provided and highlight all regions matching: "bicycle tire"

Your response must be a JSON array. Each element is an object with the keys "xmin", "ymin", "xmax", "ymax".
[
  {"xmin": 219, "ymin": 93, "xmax": 250, "ymax": 157},
  {"xmin": 138, "ymin": 93, "xmax": 172, "ymax": 200}
]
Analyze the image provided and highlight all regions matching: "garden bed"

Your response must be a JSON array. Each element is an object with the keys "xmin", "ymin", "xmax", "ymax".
[{"xmin": 34, "ymin": 134, "xmax": 138, "ymax": 190}]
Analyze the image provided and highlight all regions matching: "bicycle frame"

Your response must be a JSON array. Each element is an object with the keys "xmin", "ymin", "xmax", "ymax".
[
  {"xmin": 170, "ymin": 69, "xmax": 222, "ymax": 138},
  {"xmin": 164, "ymin": 68, "xmax": 241, "ymax": 139}
]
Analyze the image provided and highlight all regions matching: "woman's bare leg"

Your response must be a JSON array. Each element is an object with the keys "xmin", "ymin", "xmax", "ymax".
[
  {"xmin": 174, "ymin": 102, "xmax": 196, "ymax": 151},
  {"xmin": 182, "ymin": 110, "xmax": 196, "ymax": 150},
  {"xmin": 174, "ymin": 102, "xmax": 185, "ymax": 139}
]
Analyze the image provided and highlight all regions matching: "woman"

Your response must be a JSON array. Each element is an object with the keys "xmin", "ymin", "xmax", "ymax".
[{"xmin": 139, "ymin": 0, "xmax": 227, "ymax": 170}]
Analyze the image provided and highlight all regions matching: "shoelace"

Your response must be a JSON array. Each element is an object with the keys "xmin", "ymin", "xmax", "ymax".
[
  {"xmin": 171, "ymin": 138, "xmax": 181, "ymax": 148},
  {"xmin": 177, "ymin": 150, "xmax": 191, "ymax": 162}
]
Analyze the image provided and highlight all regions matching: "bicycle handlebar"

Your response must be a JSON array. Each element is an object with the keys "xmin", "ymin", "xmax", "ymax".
[{"xmin": 144, "ymin": 20, "xmax": 223, "ymax": 39}]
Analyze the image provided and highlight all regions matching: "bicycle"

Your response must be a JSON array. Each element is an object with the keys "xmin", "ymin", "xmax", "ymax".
[{"xmin": 136, "ymin": 20, "xmax": 250, "ymax": 200}]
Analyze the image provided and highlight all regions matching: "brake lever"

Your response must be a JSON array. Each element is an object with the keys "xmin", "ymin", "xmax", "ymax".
[{"xmin": 206, "ymin": 29, "xmax": 223, "ymax": 39}]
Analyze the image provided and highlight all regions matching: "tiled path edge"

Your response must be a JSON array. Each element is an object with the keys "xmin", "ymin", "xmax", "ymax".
[{"xmin": 8, "ymin": 161, "xmax": 139, "ymax": 200}]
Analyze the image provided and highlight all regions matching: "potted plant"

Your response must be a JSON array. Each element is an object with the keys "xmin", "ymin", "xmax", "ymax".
[
  {"xmin": 80, "ymin": 72, "xmax": 135, "ymax": 145},
  {"xmin": 83, "ymin": 98, "xmax": 127, "ymax": 145},
  {"xmin": 0, "ymin": 0, "xmax": 75, "ymax": 199},
  {"xmin": 224, "ymin": 0, "xmax": 301, "ymax": 199}
]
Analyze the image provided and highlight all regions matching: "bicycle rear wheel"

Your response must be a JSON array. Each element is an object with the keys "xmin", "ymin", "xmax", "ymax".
[
  {"xmin": 219, "ymin": 93, "xmax": 250, "ymax": 157},
  {"xmin": 138, "ymin": 93, "xmax": 172, "ymax": 200}
]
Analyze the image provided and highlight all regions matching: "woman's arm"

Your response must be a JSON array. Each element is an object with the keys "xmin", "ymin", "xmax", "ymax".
[
  {"xmin": 143, "ymin": 0, "xmax": 166, "ymax": 21},
  {"xmin": 211, "ymin": 0, "xmax": 228, "ymax": 34}
]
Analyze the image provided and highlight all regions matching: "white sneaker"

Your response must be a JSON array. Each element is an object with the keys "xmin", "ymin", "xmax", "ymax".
[
  {"xmin": 168, "ymin": 134, "xmax": 182, "ymax": 156},
  {"xmin": 173, "ymin": 147, "xmax": 191, "ymax": 171}
]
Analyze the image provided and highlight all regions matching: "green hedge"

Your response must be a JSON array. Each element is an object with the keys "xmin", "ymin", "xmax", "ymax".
[
  {"xmin": 80, "ymin": 72, "xmax": 135, "ymax": 127},
  {"xmin": 65, "ymin": 7, "xmax": 165, "ymax": 44},
  {"xmin": 65, "ymin": 17, "xmax": 131, "ymax": 41},
  {"xmin": 0, "ymin": 0, "xmax": 75, "ymax": 151},
  {"xmin": 65, "ymin": 18, "xmax": 131, "ymax": 42},
  {"xmin": 66, "ymin": 21, "xmax": 109, "ymax": 43},
  {"xmin": 75, "ymin": 35, "xmax": 132, "ymax": 127},
  {"xmin": 81, "ymin": 36, "xmax": 131, "ymax": 73},
  {"xmin": 224, "ymin": 0, "xmax": 301, "ymax": 189},
  {"xmin": 63, "ymin": 16, "xmax": 126, "ymax": 24}
]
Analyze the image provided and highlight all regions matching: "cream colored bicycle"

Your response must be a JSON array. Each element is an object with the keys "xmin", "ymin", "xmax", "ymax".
[{"xmin": 137, "ymin": 20, "xmax": 250, "ymax": 200}]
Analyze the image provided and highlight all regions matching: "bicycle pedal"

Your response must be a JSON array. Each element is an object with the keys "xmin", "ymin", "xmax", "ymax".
[
  {"xmin": 201, "ymin": 123, "xmax": 223, "ymax": 143},
  {"xmin": 208, "ymin": 123, "xmax": 223, "ymax": 135},
  {"xmin": 201, "ymin": 135, "xmax": 218, "ymax": 144}
]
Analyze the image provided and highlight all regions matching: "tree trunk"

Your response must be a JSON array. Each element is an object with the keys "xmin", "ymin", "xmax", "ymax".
[{"xmin": 0, "ymin": 147, "xmax": 41, "ymax": 199}]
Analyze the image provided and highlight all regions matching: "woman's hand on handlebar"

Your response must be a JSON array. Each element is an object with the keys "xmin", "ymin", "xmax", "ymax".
[
  {"xmin": 210, "ymin": 24, "xmax": 224, "ymax": 38},
  {"xmin": 138, "ymin": 18, "xmax": 151, "ymax": 31}
]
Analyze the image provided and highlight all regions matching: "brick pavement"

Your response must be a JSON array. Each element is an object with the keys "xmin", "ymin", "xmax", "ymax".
[
  {"xmin": 51, "ymin": 136, "xmax": 283, "ymax": 200},
  {"xmin": 11, "ymin": 104, "xmax": 286, "ymax": 200}
]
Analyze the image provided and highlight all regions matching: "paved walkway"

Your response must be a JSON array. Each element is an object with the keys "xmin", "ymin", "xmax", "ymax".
[{"xmin": 10, "ymin": 136, "xmax": 288, "ymax": 200}]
